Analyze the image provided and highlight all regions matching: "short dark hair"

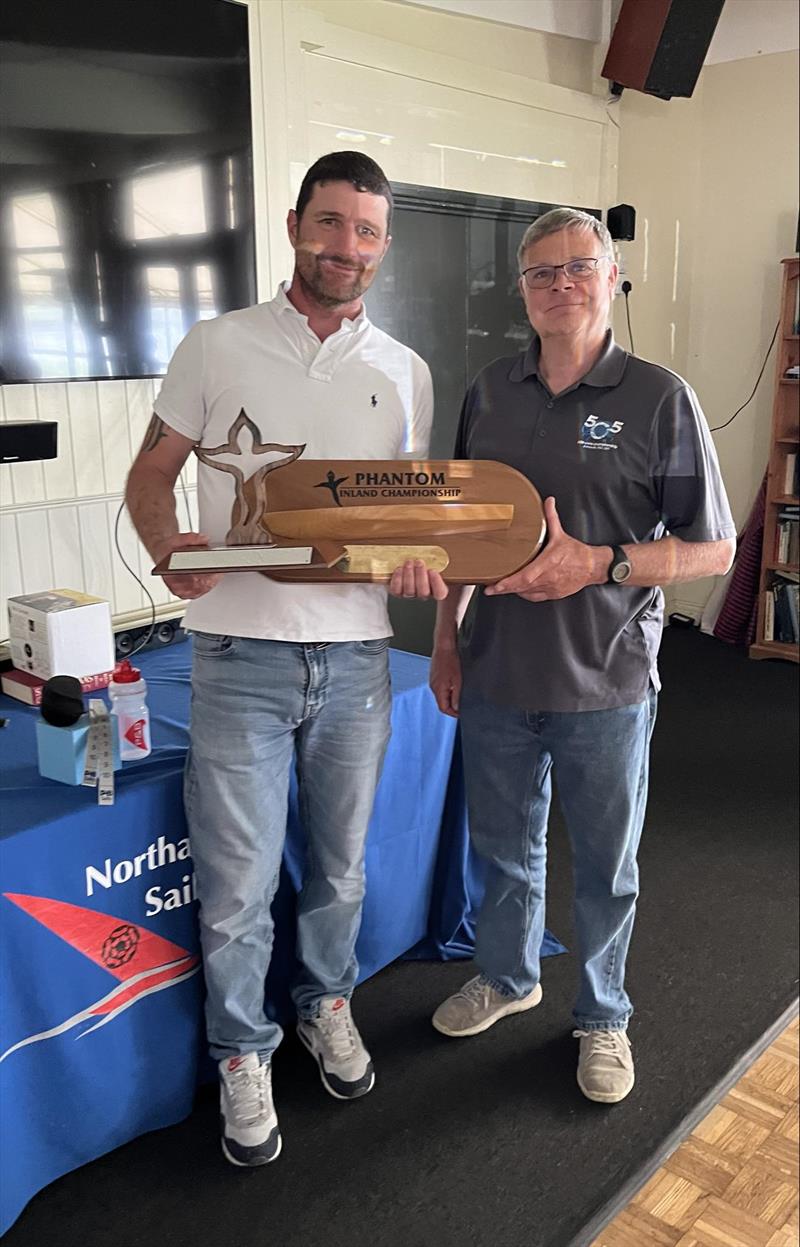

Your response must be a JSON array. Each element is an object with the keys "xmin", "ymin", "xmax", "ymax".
[{"xmin": 295, "ymin": 151, "xmax": 394, "ymax": 232}]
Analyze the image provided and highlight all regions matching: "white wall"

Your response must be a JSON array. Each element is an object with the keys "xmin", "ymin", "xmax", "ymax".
[
  {"xmin": 252, "ymin": 0, "xmax": 614, "ymax": 290},
  {"xmin": 706, "ymin": 0, "xmax": 800, "ymax": 64},
  {"xmin": 299, "ymin": 0, "xmax": 598, "ymax": 93},
  {"xmin": 687, "ymin": 52, "xmax": 799, "ymax": 526},
  {"xmin": 1, "ymin": 0, "xmax": 614, "ymax": 632},
  {"xmin": 614, "ymin": 49, "xmax": 799, "ymax": 618},
  {"xmin": 8, "ymin": 0, "xmax": 791, "ymax": 633},
  {"xmin": 0, "ymin": 380, "xmax": 199, "ymax": 634},
  {"xmin": 394, "ymin": 0, "xmax": 609, "ymax": 44}
]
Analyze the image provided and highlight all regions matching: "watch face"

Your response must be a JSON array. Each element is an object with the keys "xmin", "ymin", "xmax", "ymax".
[{"xmin": 611, "ymin": 561, "xmax": 632, "ymax": 583}]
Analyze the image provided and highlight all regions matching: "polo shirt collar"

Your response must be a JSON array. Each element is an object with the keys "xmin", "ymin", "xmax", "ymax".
[
  {"xmin": 509, "ymin": 329, "xmax": 627, "ymax": 388},
  {"xmin": 274, "ymin": 280, "xmax": 369, "ymax": 335}
]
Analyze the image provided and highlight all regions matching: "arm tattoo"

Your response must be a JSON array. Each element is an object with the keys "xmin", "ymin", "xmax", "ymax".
[{"xmin": 142, "ymin": 414, "xmax": 168, "ymax": 453}]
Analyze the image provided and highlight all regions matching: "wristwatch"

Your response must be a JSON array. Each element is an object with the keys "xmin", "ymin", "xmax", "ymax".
[{"xmin": 606, "ymin": 545, "xmax": 632, "ymax": 584}]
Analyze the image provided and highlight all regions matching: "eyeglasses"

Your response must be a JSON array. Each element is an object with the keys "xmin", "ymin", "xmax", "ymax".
[{"xmin": 521, "ymin": 257, "xmax": 608, "ymax": 289}]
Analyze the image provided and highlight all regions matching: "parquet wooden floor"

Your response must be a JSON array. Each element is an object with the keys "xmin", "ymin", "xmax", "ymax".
[{"xmin": 591, "ymin": 1015, "xmax": 799, "ymax": 1247}]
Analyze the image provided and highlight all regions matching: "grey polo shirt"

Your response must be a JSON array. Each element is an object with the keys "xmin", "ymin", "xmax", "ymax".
[{"xmin": 455, "ymin": 331, "xmax": 736, "ymax": 712}]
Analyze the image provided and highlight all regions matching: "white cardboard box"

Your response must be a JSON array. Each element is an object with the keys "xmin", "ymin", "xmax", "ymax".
[{"xmin": 8, "ymin": 589, "xmax": 115, "ymax": 679}]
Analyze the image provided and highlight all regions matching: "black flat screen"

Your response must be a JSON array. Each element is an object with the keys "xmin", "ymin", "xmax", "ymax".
[{"xmin": 0, "ymin": 0, "xmax": 256, "ymax": 383}]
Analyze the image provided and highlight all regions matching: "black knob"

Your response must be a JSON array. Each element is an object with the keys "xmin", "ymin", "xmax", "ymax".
[{"xmin": 41, "ymin": 676, "xmax": 84, "ymax": 727}]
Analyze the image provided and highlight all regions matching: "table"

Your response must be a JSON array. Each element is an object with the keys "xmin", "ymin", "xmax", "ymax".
[{"xmin": 0, "ymin": 641, "xmax": 563, "ymax": 1234}]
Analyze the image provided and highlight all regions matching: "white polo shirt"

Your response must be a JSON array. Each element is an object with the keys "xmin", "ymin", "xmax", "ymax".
[{"xmin": 153, "ymin": 283, "xmax": 433, "ymax": 641}]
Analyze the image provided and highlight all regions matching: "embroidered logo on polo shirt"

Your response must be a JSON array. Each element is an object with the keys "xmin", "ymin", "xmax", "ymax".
[
  {"xmin": 371, "ymin": 394, "xmax": 378, "ymax": 408},
  {"xmin": 578, "ymin": 415, "xmax": 625, "ymax": 451}
]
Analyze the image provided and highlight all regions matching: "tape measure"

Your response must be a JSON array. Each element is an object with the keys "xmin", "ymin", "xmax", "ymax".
[{"xmin": 82, "ymin": 699, "xmax": 115, "ymax": 806}]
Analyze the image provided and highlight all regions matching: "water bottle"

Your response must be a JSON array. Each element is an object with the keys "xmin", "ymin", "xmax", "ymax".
[{"xmin": 108, "ymin": 660, "xmax": 151, "ymax": 760}]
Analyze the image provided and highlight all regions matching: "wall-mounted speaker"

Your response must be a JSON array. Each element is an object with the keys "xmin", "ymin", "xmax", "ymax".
[
  {"xmin": 0, "ymin": 421, "xmax": 58, "ymax": 463},
  {"xmin": 602, "ymin": 0, "xmax": 726, "ymax": 101},
  {"xmin": 607, "ymin": 204, "xmax": 636, "ymax": 242}
]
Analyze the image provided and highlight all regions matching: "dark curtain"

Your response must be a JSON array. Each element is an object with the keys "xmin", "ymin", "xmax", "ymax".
[{"xmin": 713, "ymin": 472, "xmax": 767, "ymax": 647}]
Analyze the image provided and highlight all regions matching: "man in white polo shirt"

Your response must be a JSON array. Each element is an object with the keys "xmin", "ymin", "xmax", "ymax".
[{"xmin": 125, "ymin": 152, "xmax": 444, "ymax": 1167}]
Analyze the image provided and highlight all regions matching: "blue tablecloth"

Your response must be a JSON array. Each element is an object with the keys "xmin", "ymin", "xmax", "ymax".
[{"xmin": 0, "ymin": 641, "xmax": 563, "ymax": 1234}]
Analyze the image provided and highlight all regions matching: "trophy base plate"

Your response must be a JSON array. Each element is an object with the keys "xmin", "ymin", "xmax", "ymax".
[
  {"xmin": 337, "ymin": 545, "xmax": 449, "ymax": 576},
  {"xmin": 152, "ymin": 542, "xmax": 344, "ymax": 575}
]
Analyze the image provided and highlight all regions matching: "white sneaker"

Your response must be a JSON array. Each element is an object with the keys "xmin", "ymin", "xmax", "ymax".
[
  {"xmin": 219, "ymin": 1052, "xmax": 282, "ymax": 1167},
  {"xmin": 432, "ymin": 975, "xmax": 543, "ymax": 1037},
  {"xmin": 297, "ymin": 996, "xmax": 375, "ymax": 1100},
  {"xmin": 573, "ymin": 1029, "xmax": 634, "ymax": 1103}
]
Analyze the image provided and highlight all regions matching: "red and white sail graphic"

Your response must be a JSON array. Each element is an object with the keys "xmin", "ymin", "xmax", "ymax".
[{"xmin": 1, "ymin": 893, "xmax": 200, "ymax": 1062}]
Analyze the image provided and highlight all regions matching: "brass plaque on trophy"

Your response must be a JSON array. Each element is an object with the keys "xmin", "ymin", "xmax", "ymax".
[{"xmin": 152, "ymin": 411, "xmax": 545, "ymax": 584}]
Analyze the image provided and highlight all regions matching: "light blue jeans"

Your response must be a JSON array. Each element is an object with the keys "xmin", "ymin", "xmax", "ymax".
[
  {"xmin": 459, "ymin": 686, "xmax": 658, "ymax": 1030},
  {"xmin": 184, "ymin": 633, "xmax": 392, "ymax": 1062}
]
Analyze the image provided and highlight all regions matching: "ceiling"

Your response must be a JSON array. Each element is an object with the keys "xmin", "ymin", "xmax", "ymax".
[{"xmin": 398, "ymin": 0, "xmax": 800, "ymax": 65}]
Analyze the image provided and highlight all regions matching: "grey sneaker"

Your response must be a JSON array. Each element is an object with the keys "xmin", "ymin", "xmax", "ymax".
[
  {"xmin": 297, "ymin": 996, "xmax": 375, "ymax": 1100},
  {"xmin": 432, "ymin": 974, "xmax": 543, "ymax": 1037},
  {"xmin": 219, "ymin": 1052, "xmax": 282, "ymax": 1167},
  {"xmin": 573, "ymin": 1029, "xmax": 634, "ymax": 1103}
]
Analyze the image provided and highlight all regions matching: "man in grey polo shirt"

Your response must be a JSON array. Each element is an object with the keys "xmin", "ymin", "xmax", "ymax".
[{"xmin": 428, "ymin": 207, "xmax": 736, "ymax": 1103}]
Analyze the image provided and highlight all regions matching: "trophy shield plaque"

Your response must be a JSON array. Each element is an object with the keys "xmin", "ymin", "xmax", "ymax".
[
  {"xmin": 152, "ymin": 413, "xmax": 545, "ymax": 584},
  {"xmin": 256, "ymin": 458, "xmax": 545, "ymax": 584}
]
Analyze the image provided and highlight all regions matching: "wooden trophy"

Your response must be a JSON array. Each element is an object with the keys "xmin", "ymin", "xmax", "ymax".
[{"xmin": 152, "ymin": 411, "xmax": 545, "ymax": 584}]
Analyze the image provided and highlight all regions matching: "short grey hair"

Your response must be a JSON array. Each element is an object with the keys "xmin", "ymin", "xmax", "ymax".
[{"xmin": 517, "ymin": 208, "xmax": 615, "ymax": 273}]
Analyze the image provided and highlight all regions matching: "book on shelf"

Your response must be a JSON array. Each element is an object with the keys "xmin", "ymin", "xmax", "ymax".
[
  {"xmin": 775, "ymin": 514, "xmax": 799, "ymax": 565},
  {"xmin": 1, "ymin": 666, "xmax": 114, "ymax": 706},
  {"xmin": 784, "ymin": 452, "xmax": 798, "ymax": 496},
  {"xmin": 787, "ymin": 583, "xmax": 799, "ymax": 640},
  {"xmin": 773, "ymin": 584, "xmax": 798, "ymax": 644},
  {"xmin": 764, "ymin": 589, "xmax": 775, "ymax": 642},
  {"xmin": 766, "ymin": 574, "xmax": 800, "ymax": 645}
]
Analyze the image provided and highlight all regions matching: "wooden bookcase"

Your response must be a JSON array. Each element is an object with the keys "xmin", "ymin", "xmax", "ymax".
[{"xmin": 750, "ymin": 256, "xmax": 800, "ymax": 662}]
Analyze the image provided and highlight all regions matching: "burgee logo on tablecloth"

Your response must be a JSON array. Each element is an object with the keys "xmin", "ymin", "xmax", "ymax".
[{"xmin": 0, "ymin": 892, "xmax": 200, "ymax": 1063}]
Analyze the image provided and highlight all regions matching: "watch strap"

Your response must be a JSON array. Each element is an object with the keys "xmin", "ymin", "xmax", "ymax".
[{"xmin": 606, "ymin": 545, "xmax": 631, "ymax": 583}]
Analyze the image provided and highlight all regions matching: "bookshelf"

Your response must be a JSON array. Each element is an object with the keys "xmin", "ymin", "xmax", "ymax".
[{"xmin": 750, "ymin": 257, "xmax": 799, "ymax": 662}]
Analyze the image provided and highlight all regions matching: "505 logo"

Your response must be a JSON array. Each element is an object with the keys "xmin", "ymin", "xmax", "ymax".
[{"xmin": 578, "ymin": 415, "xmax": 625, "ymax": 451}]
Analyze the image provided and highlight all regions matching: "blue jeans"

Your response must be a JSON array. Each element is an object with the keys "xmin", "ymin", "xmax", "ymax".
[
  {"xmin": 459, "ymin": 686, "xmax": 658, "ymax": 1030},
  {"xmin": 184, "ymin": 633, "xmax": 392, "ymax": 1062}
]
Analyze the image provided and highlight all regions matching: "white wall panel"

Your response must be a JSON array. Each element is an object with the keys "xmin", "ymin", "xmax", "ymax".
[
  {"xmin": 300, "ymin": 54, "xmax": 606, "ymax": 209},
  {"xmin": 2, "ymin": 385, "xmax": 45, "ymax": 506},
  {"xmin": 47, "ymin": 504, "xmax": 85, "ymax": 592},
  {"xmin": 125, "ymin": 379, "xmax": 155, "ymax": 462},
  {"xmin": 0, "ymin": 387, "xmax": 13, "ymax": 511},
  {"xmin": 78, "ymin": 501, "xmax": 115, "ymax": 606},
  {"xmin": 15, "ymin": 510, "xmax": 54, "ymax": 593},
  {"xmin": 67, "ymin": 383, "xmax": 107, "ymax": 498},
  {"xmin": 0, "ymin": 515, "xmax": 24, "ymax": 627},
  {"xmin": 37, "ymin": 383, "xmax": 77, "ymax": 502},
  {"xmin": 98, "ymin": 381, "xmax": 133, "ymax": 495},
  {"xmin": 110, "ymin": 501, "xmax": 147, "ymax": 616}
]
